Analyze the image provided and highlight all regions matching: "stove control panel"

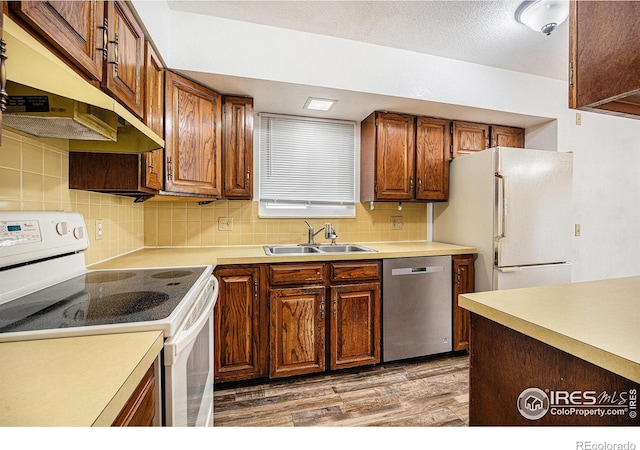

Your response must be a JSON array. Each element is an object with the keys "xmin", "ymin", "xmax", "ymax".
[
  {"xmin": 1, "ymin": 219, "xmax": 42, "ymax": 246},
  {"xmin": 0, "ymin": 212, "xmax": 88, "ymax": 269}
]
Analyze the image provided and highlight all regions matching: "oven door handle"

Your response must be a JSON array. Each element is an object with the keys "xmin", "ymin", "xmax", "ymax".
[{"xmin": 164, "ymin": 277, "xmax": 218, "ymax": 366}]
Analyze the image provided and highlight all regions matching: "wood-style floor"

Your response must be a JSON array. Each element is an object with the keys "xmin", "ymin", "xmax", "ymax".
[{"xmin": 213, "ymin": 353, "xmax": 469, "ymax": 427}]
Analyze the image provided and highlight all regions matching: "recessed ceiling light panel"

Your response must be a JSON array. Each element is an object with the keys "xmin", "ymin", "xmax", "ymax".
[{"xmin": 304, "ymin": 97, "xmax": 337, "ymax": 111}]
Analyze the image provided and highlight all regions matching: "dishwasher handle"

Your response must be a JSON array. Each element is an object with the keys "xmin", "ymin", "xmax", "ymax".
[{"xmin": 391, "ymin": 266, "xmax": 445, "ymax": 276}]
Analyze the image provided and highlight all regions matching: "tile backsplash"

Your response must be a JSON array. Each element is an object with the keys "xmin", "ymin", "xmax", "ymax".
[
  {"xmin": 0, "ymin": 129, "xmax": 144, "ymax": 265},
  {"xmin": 143, "ymin": 200, "xmax": 427, "ymax": 247},
  {"xmin": 2, "ymin": 128, "xmax": 427, "ymax": 265}
]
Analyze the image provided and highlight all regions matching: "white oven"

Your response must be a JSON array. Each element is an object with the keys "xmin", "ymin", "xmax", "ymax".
[
  {"xmin": 0, "ymin": 211, "xmax": 218, "ymax": 427},
  {"xmin": 164, "ymin": 274, "xmax": 217, "ymax": 426}
]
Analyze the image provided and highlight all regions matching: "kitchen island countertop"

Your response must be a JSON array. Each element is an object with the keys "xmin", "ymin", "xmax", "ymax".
[
  {"xmin": 89, "ymin": 241, "xmax": 477, "ymax": 270},
  {"xmin": 0, "ymin": 331, "xmax": 163, "ymax": 426},
  {"xmin": 459, "ymin": 276, "xmax": 640, "ymax": 383}
]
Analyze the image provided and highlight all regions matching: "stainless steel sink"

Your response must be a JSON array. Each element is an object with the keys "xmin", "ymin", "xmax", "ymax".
[
  {"xmin": 263, "ymin": 244, "xmax": 376, "ymax": 256},
  {"xmin": 314, "ymin": 244, "xmax": 375, "ymax": 253},
  {"xmin": 263, "ymin": 245, "xmax": 321, "ymax": 256}
]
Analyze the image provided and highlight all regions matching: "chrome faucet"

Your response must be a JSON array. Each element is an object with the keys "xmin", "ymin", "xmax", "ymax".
[{"xmin": 304, "ymin": 221, "xmax": 325, "ymax": 245}]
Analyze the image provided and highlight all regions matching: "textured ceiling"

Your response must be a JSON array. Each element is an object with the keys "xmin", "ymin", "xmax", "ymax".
[{"xmin": 167, "ymin": 0, "xmax": 569, "ymax": 81}]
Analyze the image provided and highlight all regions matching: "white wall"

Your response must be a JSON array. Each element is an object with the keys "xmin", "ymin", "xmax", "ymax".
[{"xmin": 133, "ymin": 3, "xmax": 640, "ymax": 282}]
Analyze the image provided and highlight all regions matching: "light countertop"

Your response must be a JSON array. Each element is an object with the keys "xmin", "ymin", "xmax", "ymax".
[
  {"xmin": 89, "ymin": 241, "xmax": 477, "ymax": 270},
  {"xmin": 459, "ymin": 276, "xmax": 640, "ymax": 383},
  {"xmin": 0, "ymin": 331, "xmax": 163, "ymax": 426}
]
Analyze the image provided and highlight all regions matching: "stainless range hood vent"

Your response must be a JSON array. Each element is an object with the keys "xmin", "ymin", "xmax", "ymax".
[
  {"xmin": 3, "ymin": 16, "xmax": 163, "ymax": 153},
  {"xmin": 4, "ymin": 84, "xmax": 119, "ymax": 141}
]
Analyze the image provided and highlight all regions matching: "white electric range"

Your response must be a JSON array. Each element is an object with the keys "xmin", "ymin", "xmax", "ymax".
[{"xmin": 0, "ymin": 211, "xmax": 218, "ymax": 426}]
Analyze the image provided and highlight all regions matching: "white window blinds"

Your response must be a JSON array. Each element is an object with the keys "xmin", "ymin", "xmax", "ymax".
[{"xmin": 259, "ymin": 113, "xmax": 356, "ymax": 217}]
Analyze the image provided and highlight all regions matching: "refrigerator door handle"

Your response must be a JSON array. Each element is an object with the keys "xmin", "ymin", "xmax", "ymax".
[
  {"xmin": 495, "ymin": 172, "xmax": 507, "ymax": 240},
  {"xmin": 496, "ymin": 267, "xmax": 522, "ymax": 273}
]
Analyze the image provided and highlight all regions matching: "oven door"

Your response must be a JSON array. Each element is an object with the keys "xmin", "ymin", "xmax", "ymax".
[{"xmin": 163, "ymin": 276, "xmax": 218, "ymax": 426}]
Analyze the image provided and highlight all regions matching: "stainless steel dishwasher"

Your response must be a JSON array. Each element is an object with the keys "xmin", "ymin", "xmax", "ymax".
[{"xmin": 382, "ymin": 256, "xmax": 452, "ymax": 362}]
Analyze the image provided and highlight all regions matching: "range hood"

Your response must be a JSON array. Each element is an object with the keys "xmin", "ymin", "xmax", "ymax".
[{"xmin": 2, "ymin": 16, "xmax": 163, "ymax": 153}]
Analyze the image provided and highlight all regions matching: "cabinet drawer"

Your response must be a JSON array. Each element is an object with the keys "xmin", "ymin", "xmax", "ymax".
[
  {"xmin": 269, "ymin": 263, "xmax": 325, "ymax": 285},
  {"xmin": 330, "ymin": 261, "xmax": 381, "ymax": 282}
]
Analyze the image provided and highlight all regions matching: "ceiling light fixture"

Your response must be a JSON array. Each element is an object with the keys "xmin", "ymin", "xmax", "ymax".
[
  {"xmin": 515, "ymin": 0, "xmax": 569, "ymax": 36},
  {"xmin": 303, "ymin": 97, "xmax": 337, "ymax": 111}
]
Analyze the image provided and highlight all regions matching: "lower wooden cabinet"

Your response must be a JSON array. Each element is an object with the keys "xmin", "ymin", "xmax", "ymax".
[
  {"xmin": 112, "ymin": 362, "xmax": 157, "ymax": 427},
  {"xmin": 213, "ymin": 265, "xmax": 268, "ymax": 383},
  {"xmin": 452, "ymin": 254, "xmax": 475, "ymax": 351},
  {"xmin": 269, "ymin": 285, "xmax": 326, "ymax": 378},
  {"xmin": 329, "ymin": 282, "xmax": 380, "ymax": 370}
]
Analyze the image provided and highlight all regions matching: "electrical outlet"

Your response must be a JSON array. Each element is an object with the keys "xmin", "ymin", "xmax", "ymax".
[
  {"xmin": 391, "ymin": 216, "xmax": 403, "ymax": 230},
  {"xmin": 576, "ymin": 112, "xmax": 582, "ymax": 126},
  {"xmin": 95, "ymin": 219, "xmax": 103, "ymax": 240},
  {"xmin": 218, "ymin": 217, "xmax": 233, "ymax": 231},
  {"xmin": 575, "ymin": 223, "xmax": 581, "ymax": 236}
]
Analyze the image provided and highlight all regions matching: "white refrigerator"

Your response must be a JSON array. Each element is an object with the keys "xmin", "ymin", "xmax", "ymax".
[{"xmin": 433, "ymin": 147, "xmax": 573, "ymax": 292}]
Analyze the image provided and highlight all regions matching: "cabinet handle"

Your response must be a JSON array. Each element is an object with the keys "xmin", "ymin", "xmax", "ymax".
[
  {"xmin": 148, "ymin": 155, "xmax": 155, "ymax": 173},
  {"xmin": 0, "ymin": 38, "xmax": 7, "ymax": 112},
  {"xmin": 320, "ymin": 297, "xmax": 325, "ymax": 320},
  {"xmin": 417, "ymin": 177, "xmax": 422, "ymax": 192},
  {"xmin": 409, "ymin": 176, "xmax": 414, "ymax": 191},
  {"xmin": 166, "ymin": 156, "xmax": 173, "ymax": 179},
  {"xmin": 109, "ymin": 33, "xmax": 119, "ymax": 74},
  {"xmin": 98, "ymin": 19, "xmax": 108, "ymax": 60},
  {"xmin": 246, "ymin": 168, "xmax": 250, "ymax": 185},
  {"xmin": 254, "ymin": 280, "xmax": 258, "ymax": 301},
  {"xmin": 333, "ymin": 294, "xmax": 337, "ymax": 318}
]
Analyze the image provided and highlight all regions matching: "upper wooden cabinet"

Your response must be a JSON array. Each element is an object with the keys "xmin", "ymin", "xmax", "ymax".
[
  {"xmin": 102, "ymin": 0, "xmax": 144, "ymax": 118},
  {"xmin": 569, "ymin": 1, "xmax": 640, "ymax": 119},
  {"xmin": 361, "ymin": 111, "xmax": 449, "ymax": 202},
  {"xmin": 452, "ymin": 121, "xmax": 524, "ymax": 157},
  {"xmin": 10, "ymin": 0, "xmax": 105, "ymax": 81},
  {"xmin": 163, "ymin": 71, "xmax": 222, "ymax": 197},
  {"xmin": 143, "ymin": 41, "xmax": 164, "ymax": 138},
  {"xmin": 223, "ymin": 96, "xmax": 253, "ymax": 199},
  {"xmin": 10, "ymin": 0, "xmax": 145, "ymax": 119},
  {"xmin": 490, "ymin": 125, "xmax": 524, "ymax": 148},
  {"xmin": 415, "ymin": 116, "xmax": 450, "ymax": 201},
  {"xmin": 452, "ymin": 121, "xmax": 489, "ymax": 157}
]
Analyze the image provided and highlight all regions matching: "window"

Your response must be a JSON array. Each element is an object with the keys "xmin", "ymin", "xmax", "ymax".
[{"xmin": 259, "ymin": 113, "xmax": 356, "ymax": 218}]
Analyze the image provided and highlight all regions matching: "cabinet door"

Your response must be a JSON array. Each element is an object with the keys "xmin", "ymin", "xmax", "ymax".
[
  {"xmin": 103, "ymin": 0, "xmax": 144, "ymax": 118},
  {"xmin": 223, "ymin": 96, "xmax": 254, "ymax": 199},
  {"xmin": 490, "ymin": 125, "xmax": 524, "ymax": 148},
  {"xmin": 569, "ymin": 1, "xmax": 640, "ymax": 118},
  {"xmin": 10, "ymin": 0, "xmax": 105, "ymax": 81},
  {"xmin": 164, "ymin": 71, "xmax": 222, "ymax": 197},
  {"xmin": 141, "ymin": 149, "xmax": 163, "ymax": 191},
  {"xmin": 0, "ymin": 3, "xmax": 5, "ymax": 144},
  {"xmin": 452, "ymin": 255, "xmax": 474, "ymax": 351},
  {"xmin": 269, "ymin": 286, "xmax": 326, "ymax": 378},
  {"xmin": 375, "ymin": 112, "xmax": 415, "ymax": 200},
  {"xmin": 214, "ymin": 266, "xmax": 267, "ymax": 383},
  {"xmin": 329, "ymin": 283, "xmax": 380, "ymax": 370},
  {"xmin": 415, "ymin": 117, "xmax": 451, "ymax": 201},
  {"xmin": 144, "ymin": 41, "xmax": 164, "ymax": 138},
  {"xmin": 452, "ymin": 121, "xmax": 489, "ymax": 158},
  {"xmin": 112, "ymin": 363, "xmax": 157, "ymax": 426}
]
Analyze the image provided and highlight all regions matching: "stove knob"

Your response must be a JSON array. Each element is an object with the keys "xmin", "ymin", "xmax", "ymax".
[
  {"xmin": 73, "ymin": 227, "xmax": 85, "ymax": 240},
  {"xmin": 56, "ymin": 222, "xmax": 68, "ymax": 235}
]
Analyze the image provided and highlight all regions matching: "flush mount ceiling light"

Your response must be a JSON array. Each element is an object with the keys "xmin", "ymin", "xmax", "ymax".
[
  {"xmin": 515, "ymin": 0, "xmax": 569, "ymax": 36},
  {"xmin": 303, "ymin": 97, "xmax": 337, "ymax": 111}
]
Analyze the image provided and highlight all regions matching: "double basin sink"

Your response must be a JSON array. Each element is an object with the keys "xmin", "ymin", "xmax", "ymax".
[{"xmin": 264, "ymin": 243, "xmax": 377, "ymax": 256}]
